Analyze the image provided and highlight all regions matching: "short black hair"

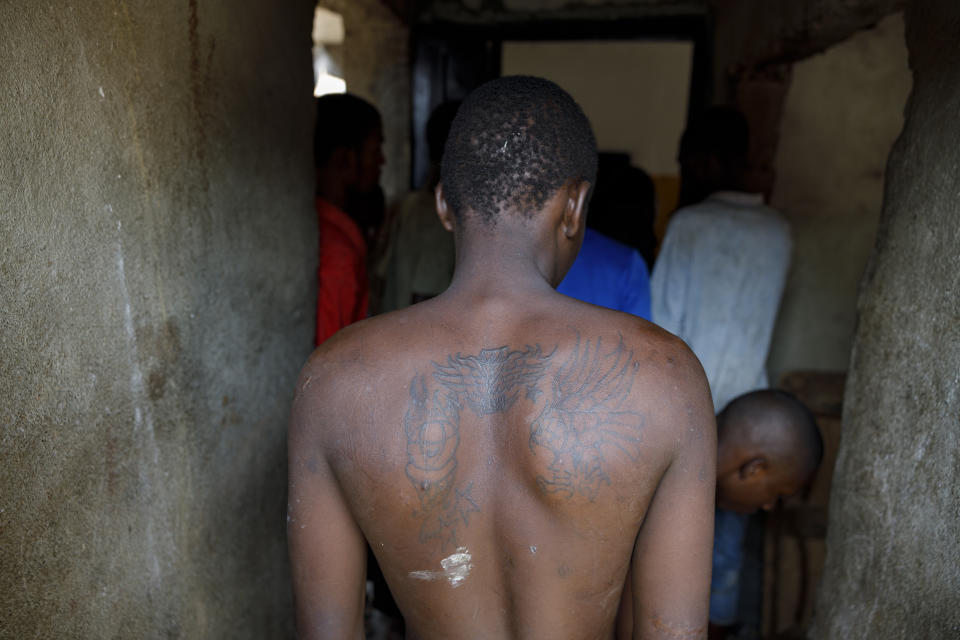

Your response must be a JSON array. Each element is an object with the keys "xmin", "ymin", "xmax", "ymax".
[
  {"xmin": 719, "ymin": 389, "xmax": 824, "ymax": 473},
  {"xmin": 314, "ymin": 93, "xmax": 381, "ymax": 168},
  {"xmin": 679, "ymin": 105, "xmax": 749, "ymax": 166},
  {"xmin": 441, "ymin": 76, "xmax": 597, "ymax": 224}
]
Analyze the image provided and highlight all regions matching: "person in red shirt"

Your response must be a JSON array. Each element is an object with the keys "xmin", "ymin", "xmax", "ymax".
[{"xmin": 313, "ymin": 93, "xmax": 385, "ymax": 345}]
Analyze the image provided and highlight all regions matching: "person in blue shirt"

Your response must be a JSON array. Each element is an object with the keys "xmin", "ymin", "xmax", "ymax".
[
  {"xmin": 557, "ymin": 227, "xmax": 651, "ymax": 320},
  {"xmin": 709, "ymin": 390, "xmax": 823, "ymax": 639},
  {"xmin": 556, "ymin": 155, "xmax": 655, "ymax": 319}
]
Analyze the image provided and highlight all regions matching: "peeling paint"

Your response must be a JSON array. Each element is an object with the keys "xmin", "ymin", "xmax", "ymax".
[{"xmin": 409, "ymin": 547, "xmax": 474, "ymax": 587}]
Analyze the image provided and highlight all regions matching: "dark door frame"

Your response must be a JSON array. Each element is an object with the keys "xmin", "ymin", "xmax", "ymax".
[{"xmin": 410, "ymin": 14, "xmax": 712, "ymax": 188}]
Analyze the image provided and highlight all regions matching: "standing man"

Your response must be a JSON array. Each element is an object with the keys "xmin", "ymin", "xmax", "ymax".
[
  {"xmin": 313, "ymin": 93, "xmax": 385, "ymax": 345},
  {"xmin": 289, "ymin": 76, "xmax": 716, "ymax": 639},
  {"xmin": 651, "ymin": 106, "xmax": 792, "ymax": 414}
]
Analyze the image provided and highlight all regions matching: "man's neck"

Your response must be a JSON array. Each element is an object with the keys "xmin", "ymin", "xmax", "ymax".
[{"xmin": 446, "ymin": 228, "xmax": 558, "ymax": 299}]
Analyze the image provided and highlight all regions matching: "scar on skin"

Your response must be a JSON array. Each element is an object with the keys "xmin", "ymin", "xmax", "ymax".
[
  {"xmin": 557, "ymin": 564, "xmax": 572, "ymax": 578},
  {"xmin": 300, "ymin": 375, "xmax": 313, "ymax": 392},
  {"xmin": 651, "ymin": 617, "xmax": 707, "ymax": 639},
  {"xmin": 409, "ymin": 547, "xmax": 473, "ymax": 588}
]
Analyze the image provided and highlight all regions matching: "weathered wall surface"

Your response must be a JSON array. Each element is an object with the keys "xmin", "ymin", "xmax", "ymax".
[
  {"xmin": 810, "ymin": 1, "xmax": 960, "ymax": 637},
  {"xmin": 319, "ymin": 0, "xmax": 411, "ymax": 201},
  {"xmin": 0, "ymin": 2, "xmax": 315, "ymax": 637},
  {"xmin": 710, "ymin": 0, "xmax": 903, "ymax": 196},
  {"xmin": 766, "ymin": 13, "xmax": 911, "ymax": 383},
  {"xmin": 710, "ymin": 0, "xmax": 904, "ymax": 102}
]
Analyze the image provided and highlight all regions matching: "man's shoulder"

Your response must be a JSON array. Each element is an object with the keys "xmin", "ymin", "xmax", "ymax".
[
  {"xmin": 293, "ymin": 312, "xmax": 423, "ymax": 439},
  {"xmin": 664, "ymin": 197, "xmax": 790, "ymax": 254},
  {"xmin": 637, "ymin": 322, "xmax": 708, "ymax": 392},
  {"xmin": 306, "ymin": 309, "xmax": 413, "ymax": 371},
  {"xmin": 674, "ymin": 195, "xmax": 788, "ymax": 228},
  {"xmin": 582, "ymin": 313, "xmax": 714, "ymax": 468},
  {"xmin": 578, "ymin": 305, "xmax": 703, "ymax": 389}
]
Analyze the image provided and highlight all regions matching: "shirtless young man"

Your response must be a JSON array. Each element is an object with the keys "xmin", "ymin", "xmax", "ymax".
[{"xmin": 288, "ymin": 76, "xmax": 716, "ymax": 640}]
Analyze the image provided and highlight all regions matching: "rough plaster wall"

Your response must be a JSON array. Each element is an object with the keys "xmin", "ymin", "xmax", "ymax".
[
  {"xmin": 711, "ymin": 0, "xmax": 903, "ymax": 102},
  {"xmin": 0, "ymin": 2, "xmax": 315, "ymax": 637},
  {"xmin": 318, "ymin": 0, "xmax": 410, "ymax": 203},
  {"xmin": 810, "ymin": 1, "xmax": 960, "ymax": 637},
  {"xmin": 711, "ymin": 0, "xmax": 902, "ymax": 197},
  {"xmin": 766, "ymin": 13, "xmax": 910, "ymax": 383}
]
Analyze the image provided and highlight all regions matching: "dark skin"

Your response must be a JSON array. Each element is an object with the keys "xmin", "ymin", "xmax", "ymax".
[
  {"xmin": 288, "ymin": 180, "xmax": 716, "ymax": 639},
  {"xmin": 315, "ymin": 125, "xmax": 385, "ymax": 209},
  {"xmin": 619, "ymin": 393, "xmax": 818, "ymax": 640}
]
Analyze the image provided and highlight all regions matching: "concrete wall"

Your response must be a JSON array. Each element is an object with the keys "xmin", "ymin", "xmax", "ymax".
[
  {"xmin": 710, "ymin": 0, "xmax": 904, "ymax": 104},
  {"xmin": 766, "ymin": 13, "xmax": 911, "ymax": 383},
  {"xmin": 710, "ymin": 0, "xmax": 902, "ymax": 197},
  {"xmin": 0, "ymin": 2, "xmax": 316, "ymax": 637},
  {"xmin": 318, "ymin": 0, "xmax": 410, "ymax": 202},
  {"xmin": 810, "ymin": 1, "xmax": 960, "ymax": 637}
]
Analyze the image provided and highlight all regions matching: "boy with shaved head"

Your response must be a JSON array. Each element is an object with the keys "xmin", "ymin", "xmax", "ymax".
[
  {"xmin": 617, "ymin": 389, "xmax": 822, "ymax": 640},
  {"xmin": 710, "ymin": 390, "xmax": 823, "ymax": 639},
  {"xmin": 288, "ymin": 76, "xmax": 716, "ymax": 639},
  {"xmin": 715, "ymin": 389, "xmax": 822, "ymax": 514}
]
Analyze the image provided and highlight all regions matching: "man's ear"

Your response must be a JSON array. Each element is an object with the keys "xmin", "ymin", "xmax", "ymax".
[
  {"xmin": 435, "ymin": 183, "xmax": 455, "ymax": 232},
  {"xmin": 739, "ymin": 457, "xmax": 769, "ymax": 480},
  {"xmin": 560, "ymin": 180, "xmax": 591, "ymax": 239}
]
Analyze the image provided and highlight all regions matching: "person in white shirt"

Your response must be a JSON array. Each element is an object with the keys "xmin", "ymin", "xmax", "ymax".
[{"xmin": 652, "ymin": 106, "xmax": 792, "ymax": 414}]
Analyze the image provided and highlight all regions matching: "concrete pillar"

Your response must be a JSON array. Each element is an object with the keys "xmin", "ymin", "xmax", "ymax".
[
  {"xmin": 0, "ymin": 2, "xmax": 315, "ymax": 637},
  {"xmin": 810, "ymin": 1, "xmax": 960, "ymax": 637}
]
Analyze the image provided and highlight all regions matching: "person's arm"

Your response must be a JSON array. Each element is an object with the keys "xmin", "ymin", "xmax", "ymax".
[
  {"xmin": 631, "ymin": 350, "xmax": 716, "ymax": 639},
  {"xmin": 287, "ymin": 367, "xmax": 367, "ymax": 639}
]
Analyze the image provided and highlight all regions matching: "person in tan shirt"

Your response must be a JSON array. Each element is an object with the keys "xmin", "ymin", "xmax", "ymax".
[{"xmin": 288, "ymin": 76, "xmax": 716, "ymax": 639}]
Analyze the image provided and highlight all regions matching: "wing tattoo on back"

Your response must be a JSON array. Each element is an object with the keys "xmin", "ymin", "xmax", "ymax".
[
  {"xmin": 432, "ymin": 345, "xmax": 552, "ymax": 415},
  {"xmin": 529, "ymin": 332, "xmax": 646, "ymax": 501},
  {"xmin": 404, "ymin": 343, "xmax": 553, "ymax": 550}
]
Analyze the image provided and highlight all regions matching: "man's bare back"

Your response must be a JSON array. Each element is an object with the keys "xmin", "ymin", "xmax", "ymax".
[{"xmin": 288, "ymin": 77, "xmax": 715, "ymax": 639}]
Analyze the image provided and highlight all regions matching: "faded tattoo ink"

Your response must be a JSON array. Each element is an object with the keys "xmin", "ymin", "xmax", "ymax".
[
  {"xmin": 404, "ymin": 344, "xmax": 552, "ymax": 550},
  {"xmin": 404, "ymin": 334, "xmax": 644, "ymax": 549},
  {"xmin": 433, "ymin": 345, "xmax": 552, "ymax": 415},
  {"xmin": 404, "ymin": 375, "xmax": 478, "ymax": 549},
  {"xmin": 529, "ymin": 333, "xmax": 645, "ymax": 500}
]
